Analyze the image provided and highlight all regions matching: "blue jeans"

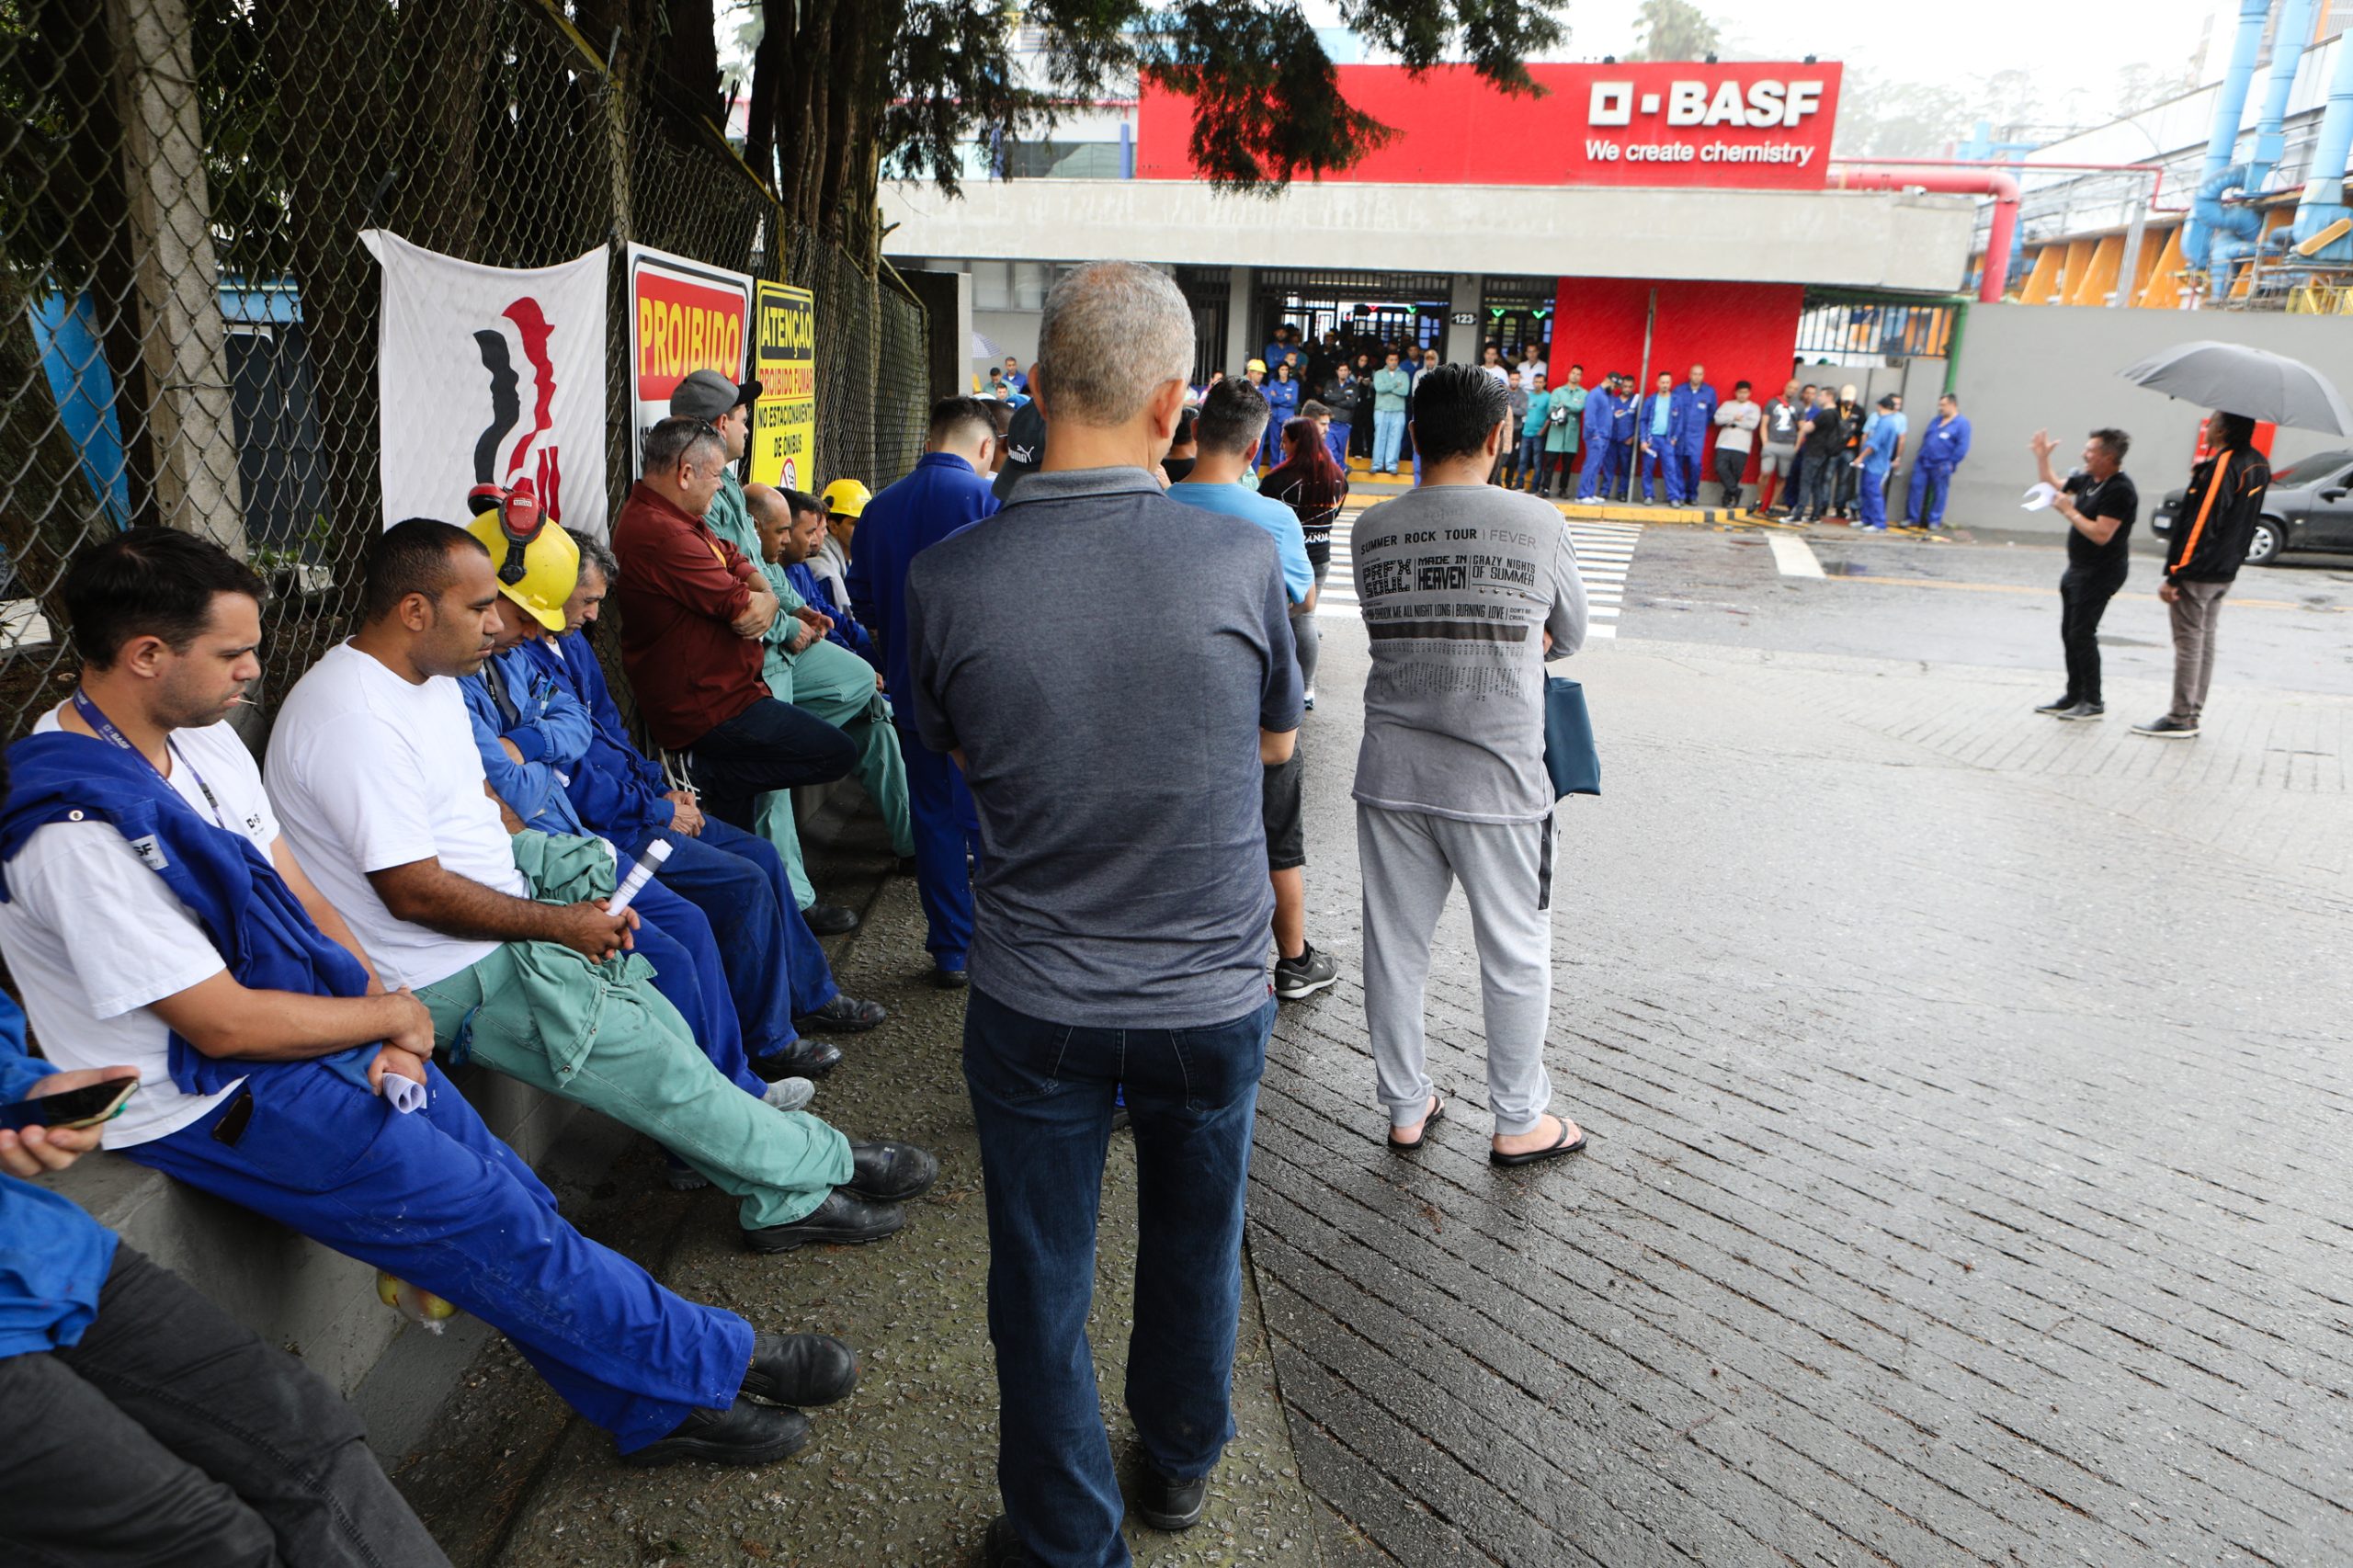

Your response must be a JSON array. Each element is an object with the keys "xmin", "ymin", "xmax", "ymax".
[
  {"xmin": 965, "ymin": 986, "xmax": 1275, "ymax": 1567},
  {"xmin": 687, "ymin": 697, "xmax": 858, "ymax": 832},
  {"xmin": 635, "ymin": 815, "xmax": 836, "ymax": 1049},
  {"xmin": 1371, "ymin": 409, "xmax": 1405, "ymax": 473},
  {"xmin": 1516, "ymin": 435, "xmax": 1545, "ymax": 489},
  {"xmin": 131, "ymin": 1062, "xmax": 752, "ymax": 1451}
]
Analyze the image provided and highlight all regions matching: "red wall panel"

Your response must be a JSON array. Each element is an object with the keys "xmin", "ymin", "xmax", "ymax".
[
  {"xmin": 1138, "ymin": 62, "xmax": 1841, "ymax": 190},
  {"xmin": 1544, "ymin": 278, "xmax": 1804, "ymax": 479}
]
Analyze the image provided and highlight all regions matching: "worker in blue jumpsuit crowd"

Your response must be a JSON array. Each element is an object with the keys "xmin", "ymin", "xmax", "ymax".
[
  {"xmin": 0, "ymin": 528, "xmax": 859, "ymax": 1470},
  {"xmin": 1638, "ymin": 371, "xmax": 1686, "ymax": 506},
  {"xmin": 1671, "ymin": 364, "xmax": 1721, "ymax": 502},
  {"xmin": 1907, "ymin": 392, "xmax": 1972, "ymax": 528},
  {"xmin": 0, "ymin": 983, "xmax": 457, "ymax": 1565},
  {"xmin": 456, "ymin": 510, "xmax": 861, "ymax": 1104},
  {"xmin": 1853, "ymin": 393, "xmax": 1904, "ymax": 530},
  {"xmin": 1575, "ymin": 373, "xmax": 1619, "ymax": 501},
  {"xmin": 461, "ymin": 512, "xmax": 879, "ymax": 1089},
  {"xmin": 847, "ymin": 394, "xmax": 998, "ymax": 989}
]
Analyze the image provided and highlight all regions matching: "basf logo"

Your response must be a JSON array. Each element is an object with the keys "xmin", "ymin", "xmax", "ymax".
[{"xmin": 1574, "ymin": 65, "xmax": 1838, "ymax": 181}]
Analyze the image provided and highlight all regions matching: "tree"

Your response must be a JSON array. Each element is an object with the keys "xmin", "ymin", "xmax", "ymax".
[{"xmin": 1626, "ymin": 0, "xmax": 1720, "ymax": 62}]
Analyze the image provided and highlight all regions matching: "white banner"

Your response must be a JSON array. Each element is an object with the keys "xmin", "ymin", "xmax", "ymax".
[{"xmin": 363, "ymin": 229, "xmax": 609, "ymax": 536}]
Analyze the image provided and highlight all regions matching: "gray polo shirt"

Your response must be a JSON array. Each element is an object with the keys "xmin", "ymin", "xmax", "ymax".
[
  {"xmin": 1351, "ymin": 483, "xmax": 1586, "ymax": 824},
  {"xmin": 905, "ymin": 466, "xmax": 1303, "ymax": 1027}
]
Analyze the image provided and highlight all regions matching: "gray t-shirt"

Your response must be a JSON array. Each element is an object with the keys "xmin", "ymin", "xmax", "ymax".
[
  {"xmin": 1351, "ymin": 484, "xmax": 1586, "ymax": 824},
  {"xmin": 905, "ymin": 466, "xmax": 1303, "ymax": 1027}
]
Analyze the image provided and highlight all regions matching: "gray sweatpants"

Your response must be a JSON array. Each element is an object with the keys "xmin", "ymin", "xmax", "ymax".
[{"xmin": 1358, "ymin": 802, "xmax": 1555, "ymax": 1137}]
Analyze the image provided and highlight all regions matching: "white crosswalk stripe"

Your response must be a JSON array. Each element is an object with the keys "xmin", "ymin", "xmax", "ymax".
[{"xmin": 1320, "ymin": 513, "xmax": 1641, "ymax": 641}]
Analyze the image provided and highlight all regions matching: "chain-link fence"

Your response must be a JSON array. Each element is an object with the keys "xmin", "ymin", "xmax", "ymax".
[{"xmin": 0, "ymin": 0, "xmax": 929, "ymax": 737}]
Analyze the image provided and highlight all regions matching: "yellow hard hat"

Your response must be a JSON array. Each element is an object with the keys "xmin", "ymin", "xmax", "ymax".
[
  {"xmin": 1246, "ymin": 358, "xmax": 1267, "ymax": 373},
  {"xmin": 465, "ymin": 498, "xmax": 578, "ymax": 632},
  {"xmin": 821, "ymin": 478, "xmax": 871, "ymax": 519}
]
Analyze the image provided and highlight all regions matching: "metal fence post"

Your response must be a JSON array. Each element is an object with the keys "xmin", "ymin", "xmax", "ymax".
[{"xmin": 105, "ymin": 0, "xmax": 248, "ymax": 554}]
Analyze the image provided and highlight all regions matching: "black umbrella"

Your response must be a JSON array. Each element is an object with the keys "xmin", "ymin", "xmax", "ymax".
[{"xmin": 2117, "ymin": 339, "xmax": 2353, "ymax": 435}]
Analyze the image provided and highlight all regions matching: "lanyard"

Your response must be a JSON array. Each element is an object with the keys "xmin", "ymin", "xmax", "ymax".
[{"xmin": 70, "ymin": 688, "xmax": 233, "ymax": 833}]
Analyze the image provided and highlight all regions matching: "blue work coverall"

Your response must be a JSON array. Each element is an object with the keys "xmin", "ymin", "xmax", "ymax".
[
  {"xmin": 1670, "ymin": 381, "xmax": 1720, "ymax": 498},
  {"xmin": 1576, "ymin": 388, "xmax": 1618, "ymax": 499},
  {"xmin": 0, "ymin": 743, "xmax": 756, "ymax": 1456},
  {"xmin": 1856, "ymin": 415, "xmax": 1904, "ymax": 528},
  {"xmin": 1639, "ymin": 392, "xmax": 1687, "ymax": 504},
  {"xmin": 522, "ymin": 631, "xmax": 841, "ymax": 1035},
  {"xmin": 1907, "ymin": 412, "xmax": 1972, "ymax": 527},
  {"xmin": 847, "ymin": 450, "xmax": 996, "ymax": 972},
  {"xmin": 463, "ymin": 645, "xmax": 796, "ymax": 1085}
]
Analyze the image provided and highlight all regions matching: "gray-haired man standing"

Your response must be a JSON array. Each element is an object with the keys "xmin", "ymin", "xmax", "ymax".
[{"xmin": 906, "ymin": 261, "xmax": 1301, "ymax": 1567}]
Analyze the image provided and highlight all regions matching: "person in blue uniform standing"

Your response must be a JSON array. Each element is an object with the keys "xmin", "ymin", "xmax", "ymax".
[
  {"xmin": 847, "ymin": 397, "xmax": 999, "ymax": 989},
  {"xmin": 1907, "ymin": 392, "xmax": 1972, "ymax": 528},
  {"xmin": 1638, "ymin": 371, "xmax": 1685, "ymax": 505},
  {"xmin": 1853, "ymin": 394, "xmax": 1904, "ymax": 529},
  {"xmin": 1575, "ymin": 373, "xmax": 1617, "ymax": 500},
  {"xmin": 1671, "ymin": 364, "xmax": 1720, "ymax": 501},
  {"xmin": 1609, "ymin": 374, "xmax": 1641, "ymax": 501}
]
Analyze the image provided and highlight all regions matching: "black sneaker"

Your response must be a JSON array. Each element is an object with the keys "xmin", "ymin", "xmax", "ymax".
[
  {"xmin": 981, "ymin": 1515, "xmax": 1039, "ymax": 1566},
  {"xmin": 1135, "ymin": 1465, "xmax": 1211, "ymax": 1530},
  {"xmin": 743, "ymin": 1189, "xmax": 905, "ymax": 1253},
  {"xmin": 622, "ymin": 1398, "xmax": 809, "ymax": 1467},
  {"xmin": 2053, "ymin": 700, "xmax": 2105, "ymax": 722},
  {"xmin": 2034, "ymin": 694, "xmax": 2079, "ymax": 716},
  {"xmin": 2131, "ymin": 715, "xmax": 2200, "ymax": 738},
  {"xmin": 802, "ymin": 903, "xmax": 860, "ymax": 935},
  {"xmin": 743, "ymin": 1331, "xmax": 859, "ymax": 1408},
  {"xmin": 794, "ymin": 994, "xmax": 886, "ymax": 1034},
  {"xmin": 1273, "ymin": 942, "xmax": 1340, "ymax": 1001}
]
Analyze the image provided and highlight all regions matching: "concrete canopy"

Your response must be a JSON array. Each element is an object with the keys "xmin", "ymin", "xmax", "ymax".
[{"xmin": 881, "ymin": 177, "xmax": 1977, "ymax": 295}]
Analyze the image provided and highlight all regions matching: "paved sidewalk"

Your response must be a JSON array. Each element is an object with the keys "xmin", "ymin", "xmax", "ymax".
[{"xmin": 1260, "ymin": 633, "xmax": 2353, "ymax": 1565}]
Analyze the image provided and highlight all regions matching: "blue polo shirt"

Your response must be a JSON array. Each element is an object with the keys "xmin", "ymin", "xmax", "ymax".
[
  {"xmin": 847, "ymin": 452, "xmax": 1002, "ymax": 705},
  {"xmin": 1166, "ymin": 481, "xmax": 1315, "ymax": 605}
]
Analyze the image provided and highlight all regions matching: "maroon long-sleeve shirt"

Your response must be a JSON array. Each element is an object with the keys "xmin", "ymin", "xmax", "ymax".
[{"xmin": 609, "ymin": 481, "xmax": 767, "ymax": 750}]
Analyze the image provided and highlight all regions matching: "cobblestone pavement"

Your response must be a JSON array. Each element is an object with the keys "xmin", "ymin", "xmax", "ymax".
[{"xmin": 1264, "ymin": 612, "xmax": 2353, "ymax": 1566}]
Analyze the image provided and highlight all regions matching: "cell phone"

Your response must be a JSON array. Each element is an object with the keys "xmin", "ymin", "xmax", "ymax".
[{"xmin": 0, "ymin": 1078, "xmax": 139, "ymax": 1132}]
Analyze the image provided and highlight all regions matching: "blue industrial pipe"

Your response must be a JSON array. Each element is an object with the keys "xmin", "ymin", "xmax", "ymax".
[
  {"xmin": 2247, "ymin": 0, "xmax": 2320, "ymax": 190},
  {"xmin": 2186, "ymin": 0, "xmax": 2277, "ymax": 268},
  {"xmin": 2292, "ymin": 30, "xmax": 2353, "ymax": 257},
  {"xmin": 2194, "ymin": 164, "xmax": 2263, "ymax": 280}
]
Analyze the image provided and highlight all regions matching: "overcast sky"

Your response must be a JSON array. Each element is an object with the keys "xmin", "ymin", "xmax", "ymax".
[{"xmin": 1312, "ymin": 0, "xmax": 2232, "ymax": 131}]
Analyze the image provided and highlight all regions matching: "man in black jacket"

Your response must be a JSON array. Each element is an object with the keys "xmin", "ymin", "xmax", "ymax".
[{"xmin": 2134, "ymin": 410, "xmax": 2270, "ymax": 739}]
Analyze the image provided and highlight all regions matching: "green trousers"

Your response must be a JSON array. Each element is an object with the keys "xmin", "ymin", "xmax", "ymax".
[
  {"xmin": 417, "ymin": 942, "xmax": 852, "ymax": 1230},
  {"xmin": 755, "ymin": 637, "xmax": 915, "ymax": 908}
]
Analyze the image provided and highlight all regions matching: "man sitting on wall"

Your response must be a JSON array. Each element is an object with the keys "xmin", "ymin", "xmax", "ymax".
[
  {"xmin": 613, "ymin": 414, "xmax": 862, "ymax": 889},
  {"xmin": 744, "ymin": 484, "xmax": 915, "ymax": 888},
  {"xmin": 0, "ymin": 527, "xmax": 867, "ymax": 1468},
  {"xmin": 456, "ymin": 500, "xmax": 871, "ymax": 1095},
  {"xmin": 537, "ymin": 526, "xmax": 884, "ymax": 1064},
  {"xmin": 265, "ymin": 518, "xmax": 937, "ymax": 1257}
]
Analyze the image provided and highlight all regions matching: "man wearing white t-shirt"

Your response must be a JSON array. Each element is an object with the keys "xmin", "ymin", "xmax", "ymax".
[
  {"xmin": 0, "ymin": 528, "xmax": 859, "ymax": 1466},
  {"xmin": 267, "ymin": 520, "xmax": 939, "ymax": 1256}
]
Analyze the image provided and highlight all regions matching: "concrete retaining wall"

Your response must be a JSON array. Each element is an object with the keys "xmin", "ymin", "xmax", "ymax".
[{"xmin": 1945, "ymin": 303, "xmax": 2353, "ymax": 534}]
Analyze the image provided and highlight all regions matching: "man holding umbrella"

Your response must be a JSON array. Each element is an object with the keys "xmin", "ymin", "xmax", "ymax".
[{"xmin": 2132, "ymin": 411, "xmax": 2270, "ymax": 739}]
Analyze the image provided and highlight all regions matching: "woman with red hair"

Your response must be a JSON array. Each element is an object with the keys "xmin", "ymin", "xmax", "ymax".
[{"xmin": 1262, "ymin": 415, "xmax": 1347, "ymax": 707}]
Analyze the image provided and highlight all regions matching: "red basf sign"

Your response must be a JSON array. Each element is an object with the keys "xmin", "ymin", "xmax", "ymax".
[{"xmin": 1138, "ymin": 61, "xmax": 1842, "ymax": 191}]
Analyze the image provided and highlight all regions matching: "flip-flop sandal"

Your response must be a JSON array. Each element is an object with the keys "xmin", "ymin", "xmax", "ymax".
[
  {"xmin": 1386, "ymin": 1093, "xmax": 1446, "ymax": 1152},
  {"xmin": 1489, "ymin": 1118, "xmax": 1588, "ymax": 1167}
]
